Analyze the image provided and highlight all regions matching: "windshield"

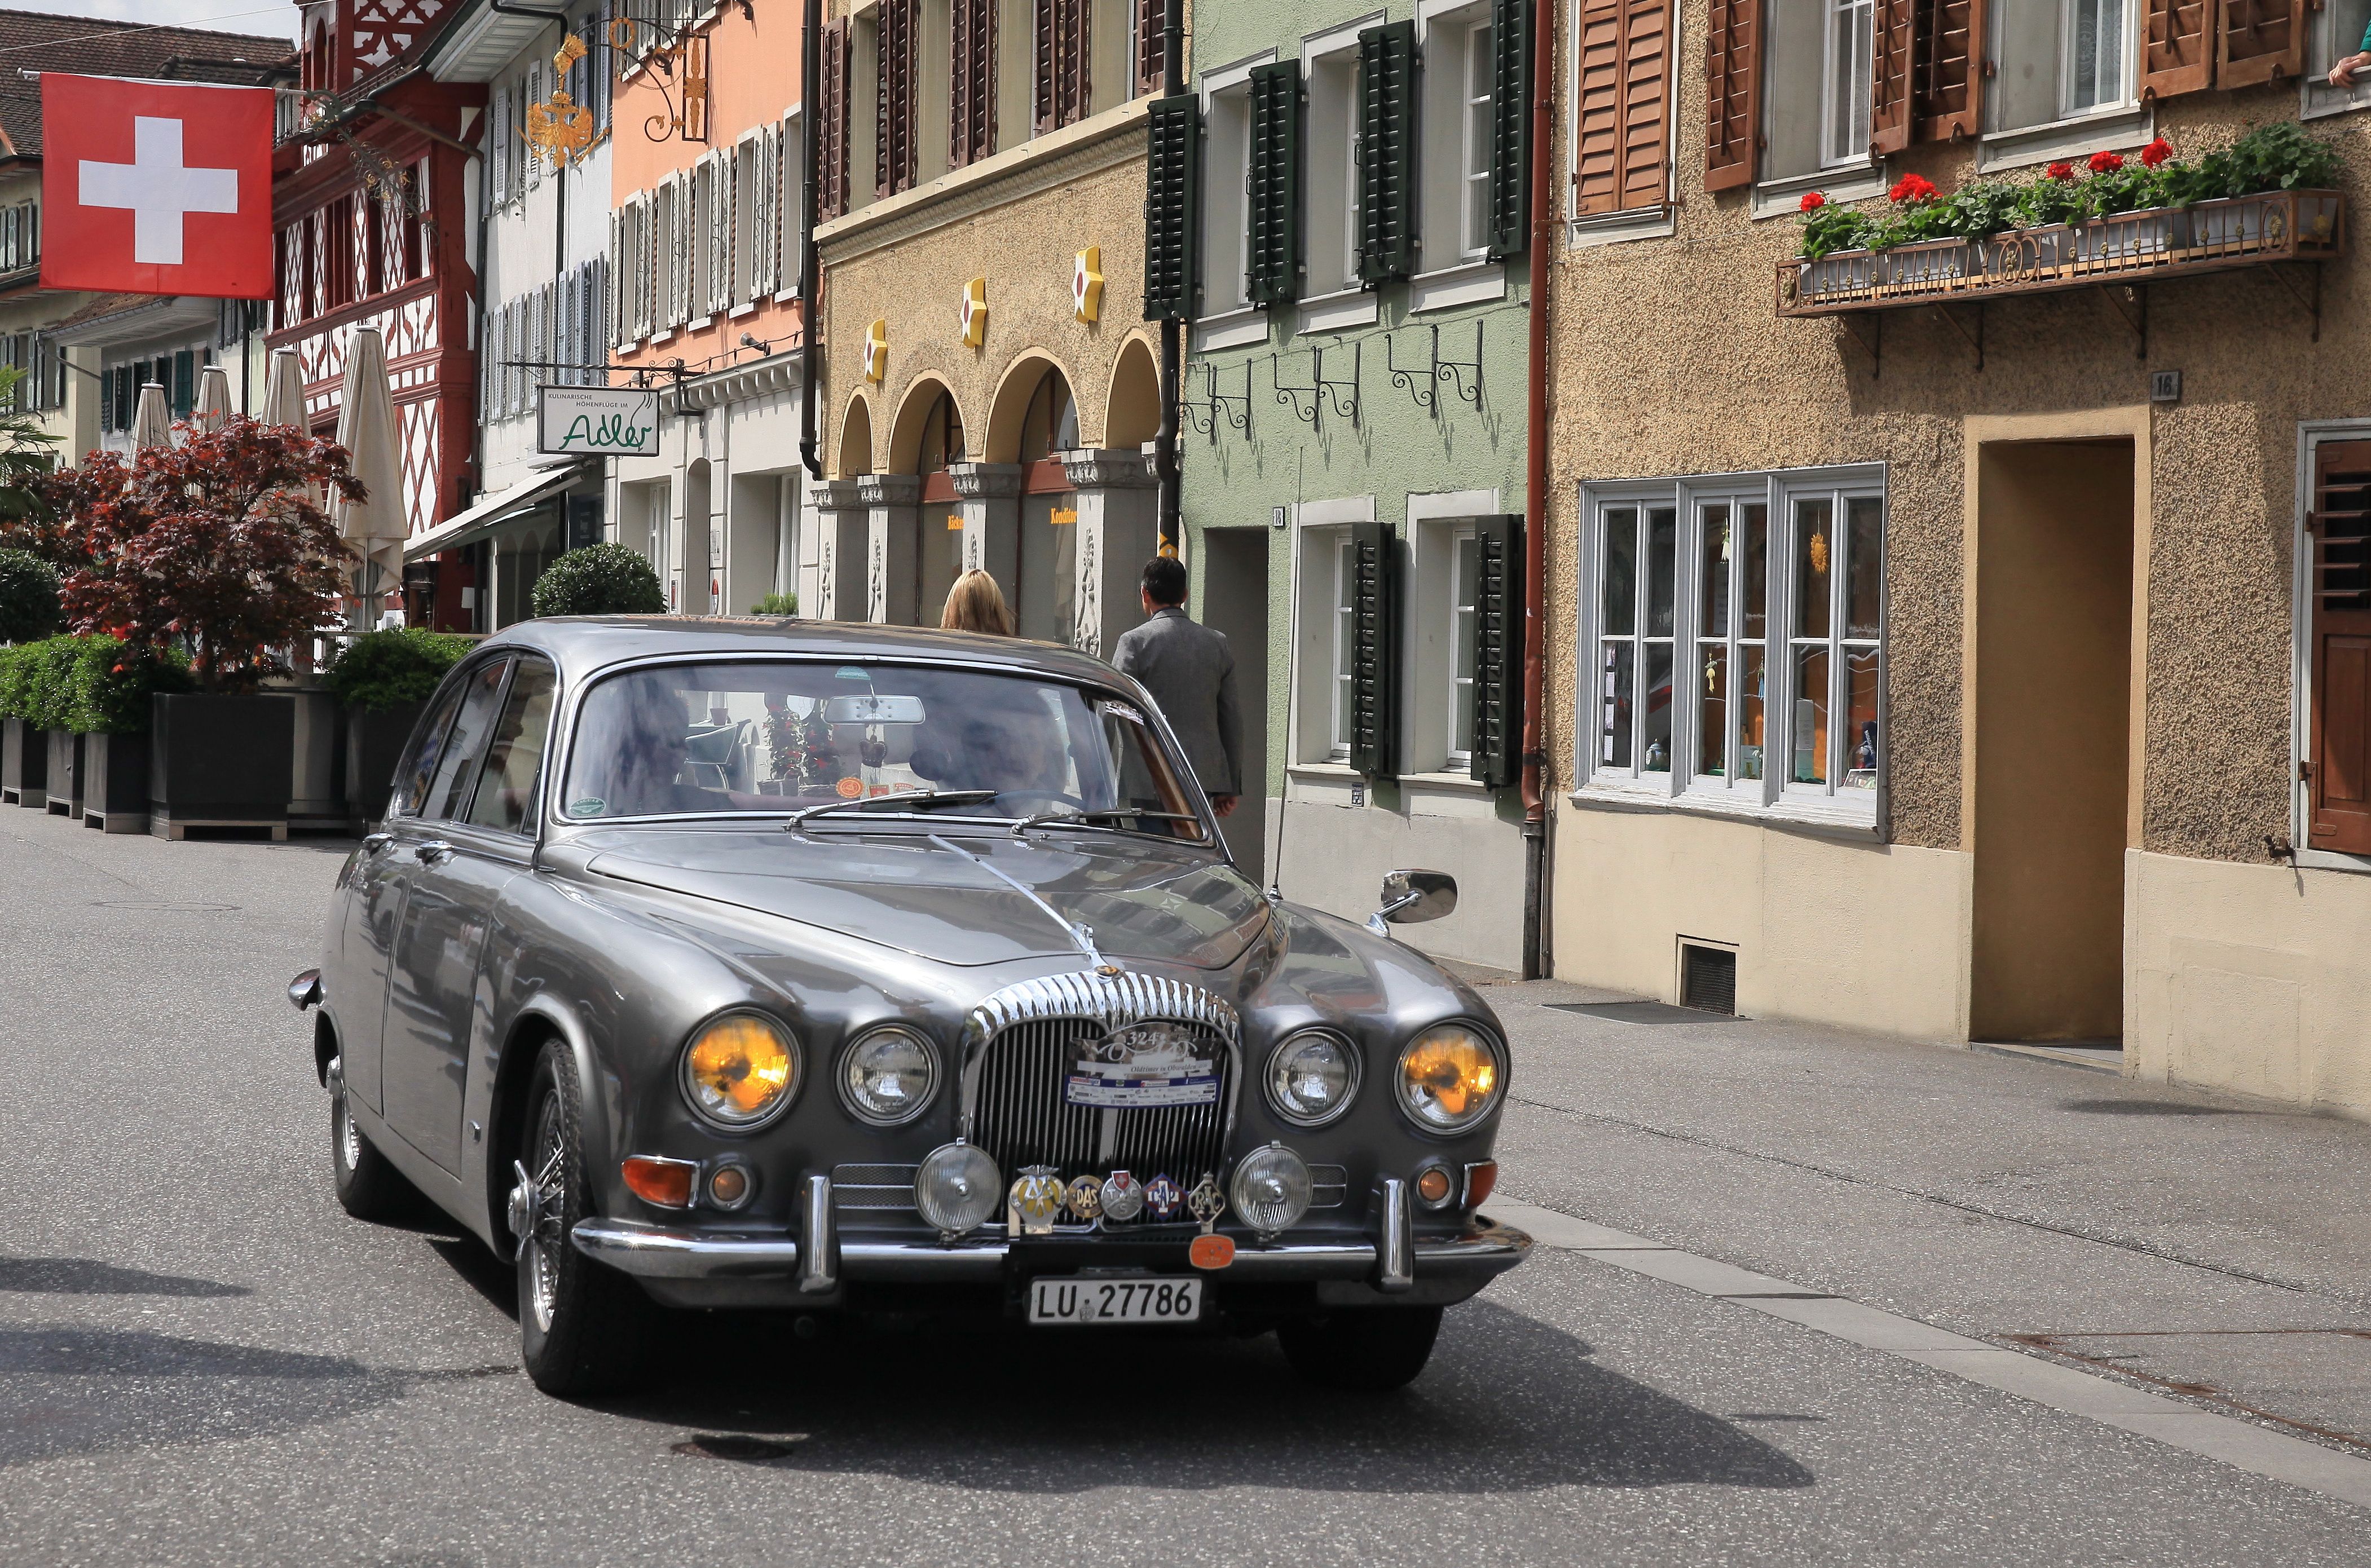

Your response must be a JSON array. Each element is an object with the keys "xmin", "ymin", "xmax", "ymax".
[{"xmin": 561, "ymin": 659, "xmax": 1209, "ymax": 841}]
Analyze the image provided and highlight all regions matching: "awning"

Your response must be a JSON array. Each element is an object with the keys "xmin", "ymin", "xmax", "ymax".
[{"xmin": 404, "ymin": 460, "xmax": 584, "ymax": 563}]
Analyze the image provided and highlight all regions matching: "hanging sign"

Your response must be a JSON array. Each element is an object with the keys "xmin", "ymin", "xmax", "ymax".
[{"xmin": 538, "ymin": 386, "xmax": 660, "ymax": 456}]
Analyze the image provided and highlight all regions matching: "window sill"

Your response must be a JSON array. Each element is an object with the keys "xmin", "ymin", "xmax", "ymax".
[
  {"xmin": 1751, "ymin": 162, "xmax": 1885, "ymax": 220},
  {"xmin": 1299, "ymin": 290, "xmax": 1377, "ymax": 334},
  {"xmin": 1977, "ymin": 105, "xmax": 2153, "ymax": 175},
  {"xmin": 773, "ymin": 288, "xmax": 801, "ymax": 304},
  {"xmin": 2301, "ymin": 76, "xmax": 2371, "ymax": 122},
  {"xmin": 689, "ymin": 315, "xmax": 713, "ymax": 331},
  {"xmin": 651, "ymin": 328, "xmax": 675, "ymax": 344},
  {"xmin": 1400, "ymin": 768, "xmax": 1487, "ymax": 790},
  {"xmin": 1570, "ymin": 780, "xmax": 1881, "ymax": 840},
  {"xmin": 1564, "ymin": 205, "xmax": 1674, "ymax": 250},
  {"xmin": 1407, "ymin": 260, "xmax": 1504, "ymax": 312},
  {"xmin": 728, "ymin": 302, "xmax": 758, "ymax": 319},
  {"xmin": 2293, "ymin": 847, "xmax": 2371, "ymax": 876},
  {"xmin": 1195, "ymin": 308, "xmax": 1272, "ymax": 352}
]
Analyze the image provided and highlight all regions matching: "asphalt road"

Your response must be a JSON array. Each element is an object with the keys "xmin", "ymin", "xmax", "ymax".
[{"xmin": 2, "ymin": 806, "xmax": 2366, "ymax": 1565}]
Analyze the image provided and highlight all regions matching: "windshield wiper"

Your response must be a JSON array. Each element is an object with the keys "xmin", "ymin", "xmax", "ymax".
[
  {"xmin": 1010, "ymin": 807, "xmax": 1206, "ymax": 838},
  {"xmin": 785, "ymin": 789, "xmax": 1002, "ymax": 828}
]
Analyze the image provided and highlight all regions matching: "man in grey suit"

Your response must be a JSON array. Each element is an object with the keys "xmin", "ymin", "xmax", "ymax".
[{"xmin": 1111, "ymin": 556, "xmax": 1241, "ymax": 818}]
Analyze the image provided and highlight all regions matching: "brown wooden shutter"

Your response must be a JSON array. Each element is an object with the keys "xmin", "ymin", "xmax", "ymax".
[
  {"xmin": 1575, "ymin": 0, "xmax": 1671, "ymax": 214},
  {"xmin": 1912, "ymin": 0, "xmax": 1984, "ymax": 143},
  {"xmin": 2309, "ymin": 440, "xmax": 2371, "ymax": 855},
  {"xmin": 2141, "ymin": 0, "xmax": 2215, "ymax": 98},
  {"xmin": 951, "ymin": 0, "xmax": 995, "ymax": 167},
  {"xmin": 1035, "ymin": 0, "xmax": 1090, "ymax": 131},
  {"xmin": 1703, "ymin": 0, "xmax": 1756, "ymax": 190},
  {"xmin": 2218, "ymin": 0, "xmax": 2304, "ymax": 89},
  {"xmin": 819, "ymin": 19, "xmax": 849, "ymax": 219},
  {"xmin": 1135, "ymin": 0, "xmax": 1163, "ymax": 92},
  {"xmin": 878, "ymin": 0, "xmax": 918, "ymax": 198},
  {"xmin": 1869, "ymin": 0, "xmax": 1913, "ymax": 155}
]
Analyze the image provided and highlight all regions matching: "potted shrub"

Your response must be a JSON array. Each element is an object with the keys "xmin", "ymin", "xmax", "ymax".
[
  {"xmin": 0, "ymin": 639, "xmax": 46, "ymax": 809},
  {"xmin": 50, "ymin": 416, "xmax": 357, "ymax": 839},
  {"xmin": 528, "ymin": 541, "xmax": 666, "ymax": 616},
  {"xmin": 30, "ymin": 636, "xmax": 83, "ymax": 820},
  {"xmin": 324, "ymin": 626, "xmax": 469, "ymax": 827},
  {"xmin": 0, "ymin": 549, "xmax": 58, "ymax": 808},
  {"xmin": 67, "ymin": 637, "xmax": 191, "ymax": 832}
]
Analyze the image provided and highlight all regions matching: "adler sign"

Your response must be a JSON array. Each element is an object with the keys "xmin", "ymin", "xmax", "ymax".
[{"xmin": 538, "ymin": 387, "xmax": 660, "ymax": 457}]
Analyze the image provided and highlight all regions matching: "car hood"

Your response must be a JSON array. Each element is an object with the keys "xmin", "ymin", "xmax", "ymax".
[{"xmin": 578, "ymin": 827, "xmax": 1271, "ymax": 970}]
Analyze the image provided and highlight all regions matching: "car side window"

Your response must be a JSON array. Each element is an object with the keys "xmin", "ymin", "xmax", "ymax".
[
  {"xmin": 389, "ymin": 678, "xmax": 471, "ymax": 819},
  {"xmin": 463, "ymin": 658, "xmax": 557, "ymax": 835},
  {"xmin": 423, "ymin": 659, "xmax": 513, "ymax": 823}
]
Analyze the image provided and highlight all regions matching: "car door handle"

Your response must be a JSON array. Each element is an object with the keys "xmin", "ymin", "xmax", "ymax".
[
  {"xmin": 362, "ymin": 832, "xmax": 394, "ymax": 855},
  {"xmin": 416, "ymin": 840, "xmax": 456, "ymax": 865}
]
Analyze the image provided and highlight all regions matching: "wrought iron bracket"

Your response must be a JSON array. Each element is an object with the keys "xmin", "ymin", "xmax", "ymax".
[
  {"xmin": 1838, "ymin": 312, "xmax": 1881, "ymax": 379},
  {"xmin": 1213, "ymin": 359, "xmax": 1251, "ymax": 435},
  {"xmin": 1434, "ymin": 319, "xmax": 1482, "ymax": 407},
  {"xmin": 2096, "ymin": 283, "xmax": 2148, "ymax": 359},
  {"xmin": 1182, "ymin": 365, "xmax": 1217, "ymax": 437},
  {"xmin": 1932, "ymin": 301, "xmax": 1984, "ymax": 371},
  {"xmin": 1317, "ymin": 340, "xmax": 1361, "ymax": 425},
  {"xmin": 2268, "ymin": 261, "xmax": 2323, "ymax": 343},
  {"xmin": 1387, "ymin": 326, "xmax": 1438, "ymax": 412},
  {"xmin": 1273, "ymin": 354, "xmax": 1321, "ymax": 425}
]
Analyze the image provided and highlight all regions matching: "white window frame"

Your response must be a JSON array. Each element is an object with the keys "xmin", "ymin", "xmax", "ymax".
[
  {"xmin": 1405, "ymin": 487, "xmax": 1500, "ymax": 783},
  {"xmin": 1576, "ymin": 465, "xmax": 1887, "ymax": 833},
  {"xmin": 1458, "ymin": 15, "xmax": 1493, "ymax": 260},
  {"xmin": 1298, "ymin": 16, "xmax": 1378, "ymax": 329},
  {"xmin": 1285, "ymin": 493, "xmax": 1377, "ymax": 774},
  {"xmin": 2060, "ymin": 0, "xmax": 2131, "ymax": 117},
  {"xmin": 1328, "ymin": 536, "xmax": 1358, "ymax": 760},
  {"xmin": 2302, "ymin": 0, "xmax": 2371, "ymax": 120},
  {"xmin": 1978, "ymin": 0, "xmax": 2148, "ymax": 170},
  {"xmin": 1819, "ymin": 0, "xmax": 1874, "ymax": 168},
  {"xmin": 1194, "ymin": 50, "xmax": 1273, "ymax": 344}
]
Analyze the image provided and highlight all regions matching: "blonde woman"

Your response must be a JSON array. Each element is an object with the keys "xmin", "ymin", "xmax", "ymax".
[{"xmin": 940, "ymin": 569, "xmax": 1014, "ymax": 636}]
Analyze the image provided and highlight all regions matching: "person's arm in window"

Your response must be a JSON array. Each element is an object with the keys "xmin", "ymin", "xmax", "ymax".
[{"xmin": 2330, "ymin": 17, "xmax": 2371, "ymax": 85}]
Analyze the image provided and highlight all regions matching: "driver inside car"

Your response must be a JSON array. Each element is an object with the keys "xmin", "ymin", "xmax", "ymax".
[{"xmin": 577, "ymin": 679, "xmax": 732, "ymax": 817}]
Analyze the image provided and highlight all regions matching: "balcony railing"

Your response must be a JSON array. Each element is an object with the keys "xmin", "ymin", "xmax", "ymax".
[{"xmin": 1775, "ymin": 189, "xmax": 2345, "ymax": 319}]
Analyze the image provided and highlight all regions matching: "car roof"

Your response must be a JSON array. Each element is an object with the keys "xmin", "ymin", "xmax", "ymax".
[{"xmin": 472, "ymin": 616, "xmax": 1127, "ymax": 686}]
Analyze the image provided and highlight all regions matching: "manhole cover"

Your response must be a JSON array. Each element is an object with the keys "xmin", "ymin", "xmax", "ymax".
[
  {"xmin": 90, "ymin": 900, "xmax": 240, "ymax": 913},
  {"xmin": 670, "ymin": 1433, "xmax": 803, "ymax": 1464}
]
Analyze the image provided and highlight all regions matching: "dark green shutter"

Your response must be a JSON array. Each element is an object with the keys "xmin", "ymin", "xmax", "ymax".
[
  {"xmin": 1143, "ymin": 94, "xmax": 1200, "ymax": 322},
  {"xmin": 1358, "ymin": 20, "xmax": 1417, "ymax": 286},
  {"xmin": 1467, "ymin": 515, "xmax": 1523, "ymax": 786},
  {"xmin": 1348, "ymin": 519, "xmax": 1399, "ymax": 781},
  {"xmin": 1487, "ymin": 0, "xmax": 1531, "ymax": 260},
  {"xmin": 1246, "ymin": 60, "xmax": 1301, "ymax": 307}
]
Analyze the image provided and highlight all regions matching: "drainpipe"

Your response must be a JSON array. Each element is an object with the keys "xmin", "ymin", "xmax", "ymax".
[
  {"xmin": 1519, "ymin": 0, "xmax": 1554, "ymax": 982},
  {"xmin": 799, "ymin": 0, "xmax": 823, "ymax": 479},
  {"xmin": 1153, "ymin": 0, "xmax": 1185, "ymax": 551}
]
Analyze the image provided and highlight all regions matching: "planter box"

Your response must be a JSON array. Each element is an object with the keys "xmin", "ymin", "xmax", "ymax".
[
  {"xmin": 2072, "ymin": 206, "xmax": 2184, "ymax": 264},
  {"xmin": 1870, "ymin": 237, "xmax": 1975, "ymax": 289},
  {"xmin": 1983, "ymin": 224, "xmax": 2075, "ymax": 280},
  {"xmin": 43, "ymin": 728, "xmax": 80, "ymax": 819},
  {"xmin": 2, "ymin": 718, "xmax": 44, "ymax": 809},
  {"xmin": 80, "ymin": 730, "xmax": 152, "ymax": 834},
  {"xmin": 344, "ymin": 700, "xmax": 424, "ymax": 829},
  {"xmin": 148, "ymin": 692, "xmax": 293, "ymax": 840}
]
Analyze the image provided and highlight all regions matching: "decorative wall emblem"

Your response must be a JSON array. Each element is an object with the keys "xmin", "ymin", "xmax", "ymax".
[
  {"xmin": 523, "ymin": 35, "xmax": 602, "ymax": 170},
  {"xmin": 1073, "ymin": 246, "xmax": 1103, "ymax": 324},
  {"xmin": 959, "ymin": 277, "xmax": 988, "ymax": 347},
  {"xmin": 862, "ymin": 319, "xmax": 888, "ymax": 382}
]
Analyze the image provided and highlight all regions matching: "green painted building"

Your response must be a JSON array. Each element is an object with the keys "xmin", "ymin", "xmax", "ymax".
[{"xmin": 1153, "ymin": 0, "xmax": 1533, "ymax": 968}]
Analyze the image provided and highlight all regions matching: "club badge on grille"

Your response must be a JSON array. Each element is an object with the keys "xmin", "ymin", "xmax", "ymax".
[
  {"xmin": 1144, "ymin": 1173, "xmax": 1183, "ymax": 1221},
  {"xmin": 1098, "ymin": 1169, "xmax": 1144, "ymax": 1221},
  {"xmin": 1010, "ymin": 1166, "xmax": 1066, "ymax": 1236},
  {"xmin": 1063, "ymin": 1022, "xmax": 1219, "ymax": 1109}
]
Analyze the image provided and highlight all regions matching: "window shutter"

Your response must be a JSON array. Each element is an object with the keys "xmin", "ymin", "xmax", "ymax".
[
  {"xmin": 1035, "ymin": 0, "xmax": 1090, "ymax": 132},
  {"xmin": 1487, "ymin": 0, "xmax": 1531, "ymax": 258},
  {"xmin": 1135, "ymin": 0, "xmax": 1163, "ymax": 92},
  {"xmin": 952, "ymin": 0, "xmax": 995, "ymax": 166},
  {"xmin": 880, "ymin": 0, "xmax": 919, "ymax": 198},
  {"xmin": 1704, "ymin": 0, "xmax": 1757, "ymax": 188},
  {"xmin": 819, "ymin": 19, "xmax": 850, "ymax": 218},
  {"xmin": 592, "ymin": 257, "xmax": 609, "ymax": 382},
  {"xmin": 1063, "ymin": 0, "xmax": 1090, "ymax": 124},
  {"xmin": 1358, "ymin": 20, "xmax": 1416, "ymax": 285},
  {"xmin": 1142, "ymin": 93, "xmax": 1199, "ymax": 320},
  {"xmin": 1911, "ymin": 0, "xmax": 1984, "ymax": 142},
  {"xmin": 1868, "ymin": 0, "xmax": 1912, "ymax": 154},
  {"xmin": 1246, "ymin": 61, "xmax": 1301, "ymax": 307},
  {"xmin": 2218, "ymin": 0, "xmax": 2304, "ymax": 88},
  {"xmin": 2310, "ymin": 440, "xmax": 2371, "ymax": 855},
  {"xmin": 1347, "ymin": 520, "xmax": 1400, "ymax": 783},
  {"xmin": 752, "ymin": 132, "xmax": 774, "ymax": 297},
  {"xmin": 1576, "ymin": 0, "xmax": 1669, "ymax": 214},
  {"xmin": 2142, "ymin": 0, "xmax": 2215, "ymax": 97},
  {"xmin": 490, "ymin": 86, "xmax": 510, "ymax": 204},
  {"xmin": 607, "ymin": 210, "xmax": 622, "ymax": 348},
  {"xmin": 1467, "ymin": 515, "xmax": 1523, "ymax": 787}
]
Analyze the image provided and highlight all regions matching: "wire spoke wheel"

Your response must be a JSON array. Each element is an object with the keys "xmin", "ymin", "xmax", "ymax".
[{"xmin": 525, "ymin": 1090, "xmax": 565, "ymax": 1334}]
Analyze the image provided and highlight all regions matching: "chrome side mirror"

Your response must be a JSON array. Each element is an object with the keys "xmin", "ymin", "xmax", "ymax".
[{"xmin": 1367, "ymin": 869, "xmax": 1457, "ymax": 936}]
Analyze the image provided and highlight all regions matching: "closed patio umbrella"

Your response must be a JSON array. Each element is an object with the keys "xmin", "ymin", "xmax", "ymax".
[
  {"xmin": 262, "ymin": 347, "xmax": 306, "ymax": 430},
  {"xmin": 334, "ymin": 326, "xmax": 407, "ymax": 623},
  {"xmin": 192, "ymin": 364, "xmax": 233, "ymax": 434},
  {"xmin": 130, "ymin": 382, "xmax": 171, "ymax": 450}
]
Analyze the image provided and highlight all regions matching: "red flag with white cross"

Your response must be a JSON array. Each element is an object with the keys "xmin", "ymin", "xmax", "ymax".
[{"xmin": 38, "ymin": 73, "xmax": 274, "ymax": 300}]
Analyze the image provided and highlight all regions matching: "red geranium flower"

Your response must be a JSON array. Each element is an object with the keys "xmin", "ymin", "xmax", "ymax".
[
  {"xmin": 1800, "ymin": 190, "xmax": 1827, "ymax": 212},
  {"xmin": 2087, "ymin": 150, "xmax": 2125, "ymax": 174},
  {"xmin": 2046, "ymin": 161, "xmax": 2076, "ymax": 181},
  {"xmin": 2140, "ymin": 136, "xmax": 2172, "ymax": 167},
  {"xmin": 1888, "ymin": 173, "xmax": 1938, "ymax": 204}
]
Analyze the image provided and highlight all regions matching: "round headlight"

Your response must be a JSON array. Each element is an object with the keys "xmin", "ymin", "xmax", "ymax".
[
  {"xmin": 1266, "ymin": 1030, "xmax": 1360, "ymax": 1127},
  {"xmin": 1229, "ymin": 1144, "xmax": 1314, "ymax": 1236},
  {"xmin": 1394, "ymin": 1022, "xmax": 1504, "ymax": 1134},
  {"xmin": 914, "ymin": 1142, "xmax": 1002, "ymax": 1235},
  {"xmin": 838, "ymin": 1026, "xmax": 937, "ymax": 1125},
  {"xmin": 680, "ymin": 1012, "xmax": 800, "ymax": 1130}
]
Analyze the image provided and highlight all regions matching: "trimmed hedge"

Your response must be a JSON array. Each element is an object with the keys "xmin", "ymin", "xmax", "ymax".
[
  {"xmin": 324, "ymin": 626, "xmax": 472, "ymax": 714},
  {"xmin": 0, "ymin": 635, "xmax": 191, "ymax": 732},
  {"xmin": 530, "ymin": 542, "xmax": 666, "ymax": 617},
  {"xmin": 0, "ymin": 548, "xmax": 60, "ymax": 643},
  {"xmin": 750, "ymin": 591, "xmax": 798, "ymax": 616}
]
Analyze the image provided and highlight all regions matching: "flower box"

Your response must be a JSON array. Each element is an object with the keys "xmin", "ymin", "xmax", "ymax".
[
  {"xmin": 1, "ymin": 717, "xmax": 44, "ymax": 809},
  {"xmin": 43, "ymin": 728, "xmax": 80, "ymax": 820},
  {"xmin": 81, "ymin": 730, "xmax": 152, "ymax": 834},
  {"xmin": 2070, "ymin": 206, "xmax": 2185, "ymax": 265},
  {"xmin": 148, "ymin": 692, "xmax": 294, "ymax": 840}
]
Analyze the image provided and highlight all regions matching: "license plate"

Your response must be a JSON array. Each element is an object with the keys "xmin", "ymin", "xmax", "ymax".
[{"xmin": 1029, "ymin": 1275, "xmax": 1202, "ymax": 1326}]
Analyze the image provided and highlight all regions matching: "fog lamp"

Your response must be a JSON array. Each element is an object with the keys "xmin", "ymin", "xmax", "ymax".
[
  {"xmin": 1394, "ymin": 1022, "xmax": 1504, "ymax": 1133},
  {"xmin": 914, "ymin": 1142, "xmax": 1002, "ymax": 1236},
  {"xmin": 1266, "ymin": 1030, "xmax": 1360, "ymax": 1127},
  {"xmin": 1228, "ymin": 1144, "xmax": 1313, "ymax": 1237},
  {"xmin": 839, "ymin": 1026, "xmax": 936, "ymax": 1125},
  {"xmin": 1414, "ymin": 1164, "xmax": 1456, "ymax": 1207},
  {"xmin": 706, "ymin": 1162, "xmax": 754, "ymax": 1210},
  {"xmin": 622, "ymin": 1155, "xmax": 697, "ymax": 1209},
  {"xmin": 681, "ymin": 1012, "xmax": 799, "ymax": 1130}
]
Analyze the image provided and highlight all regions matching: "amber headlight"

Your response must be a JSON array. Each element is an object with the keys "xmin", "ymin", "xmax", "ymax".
[
  {"xmin": 680, "ymin": 1012, "xmax": 800, "ymax": 1130},
  {"xmin": 1394, "ymin": 1022, "xmax": 1504, "ymax": 1134}
]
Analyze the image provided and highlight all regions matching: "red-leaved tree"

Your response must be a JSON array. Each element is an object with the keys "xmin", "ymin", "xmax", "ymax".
[{"xmin": 52, "ymin": 416, "xmax": 363, "ymax": 692}]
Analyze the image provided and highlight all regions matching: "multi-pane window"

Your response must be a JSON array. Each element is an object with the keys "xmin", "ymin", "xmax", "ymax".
[
  {"xmin": 1330, "ymin": 537, "xmax": 1358, "ymax": 758},
  {"xmin": 1822, "ymin": 0, "xmax": 1873, "ymax": 166},
  {"xmin": 2066, "ymin": 0, "xmax": 2129, "ymax": 112},
  {"xmin": 1346, "ymin": 69, "xmax": 1364, "ymax": 282},
  {"xmin": 1460, "ymin": 19, "xmax": 1493, "ymax": 258},
  {"xmin": 1450, "ymin": 528, "xmax": 1480, "ymax": 767},
  {"xmin": 1588, "ymin": 471, "xmax": 1884, "ymax": 810}
]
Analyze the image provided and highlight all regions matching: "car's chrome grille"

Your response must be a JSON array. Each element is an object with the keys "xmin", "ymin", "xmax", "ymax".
[{"xmin": 969, "ymin": 1016, "xmax": 1236, "ymax": 1205}]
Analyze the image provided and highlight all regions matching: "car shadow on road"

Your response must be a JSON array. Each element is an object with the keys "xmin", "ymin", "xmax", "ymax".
[
  {"xmin": 596, "ymin": 1298, "xmax": 1815, "ymax": 1495},
  {"xmin": 0, "ymin": 1256, "xmax": 250, "ymax": 1297}
]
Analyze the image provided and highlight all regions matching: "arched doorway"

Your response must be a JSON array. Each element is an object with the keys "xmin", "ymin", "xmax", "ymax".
[
  {"xmin": 835, "ymin": 395, "xmax": 875, "ymax": 479},
  {"xmin": 892, "ymin": 381, "xmax": 967, "ymax": 626},
  {"xmin": 1105, "ymin": 336, "xmax": 1160, "ymax": 452},
  {"xmin": 1013, "ymin": 365, "xmax": 1079, "ymax": 644}
]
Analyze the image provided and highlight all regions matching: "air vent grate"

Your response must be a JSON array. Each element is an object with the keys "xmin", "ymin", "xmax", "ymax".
[{"xmin": 1680, "ymin": 944, "xmax": 1738, "ymax": 1015}]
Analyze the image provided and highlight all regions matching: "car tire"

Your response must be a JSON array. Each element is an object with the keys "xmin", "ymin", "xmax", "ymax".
[
  {"xmin": 515, "ymin": 1040, "xmax": 659, "ymax": 1398},
  {"xmin": 1277, "ymin": 1306, "xmax": 1445, "ymax": 1392},
  {"xmin": 330, "ymin": 1055, "xmax": 418, "ymax": 1222}
]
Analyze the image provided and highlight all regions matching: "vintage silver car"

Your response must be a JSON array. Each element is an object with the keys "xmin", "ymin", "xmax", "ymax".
[{"xmin": 292, "ymin": 617, "xmax": 1528, "ymax": 1394}]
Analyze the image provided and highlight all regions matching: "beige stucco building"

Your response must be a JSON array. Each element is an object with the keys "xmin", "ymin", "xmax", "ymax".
[{"xmin": 1544, "ymin": 0, "xmax": 2371, "ymax": 1112}]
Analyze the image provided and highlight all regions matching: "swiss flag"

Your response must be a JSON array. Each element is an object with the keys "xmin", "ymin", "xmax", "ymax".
[{"xmin": 39, "ymin": 73, "xmax": 274, "ymax": 301}]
